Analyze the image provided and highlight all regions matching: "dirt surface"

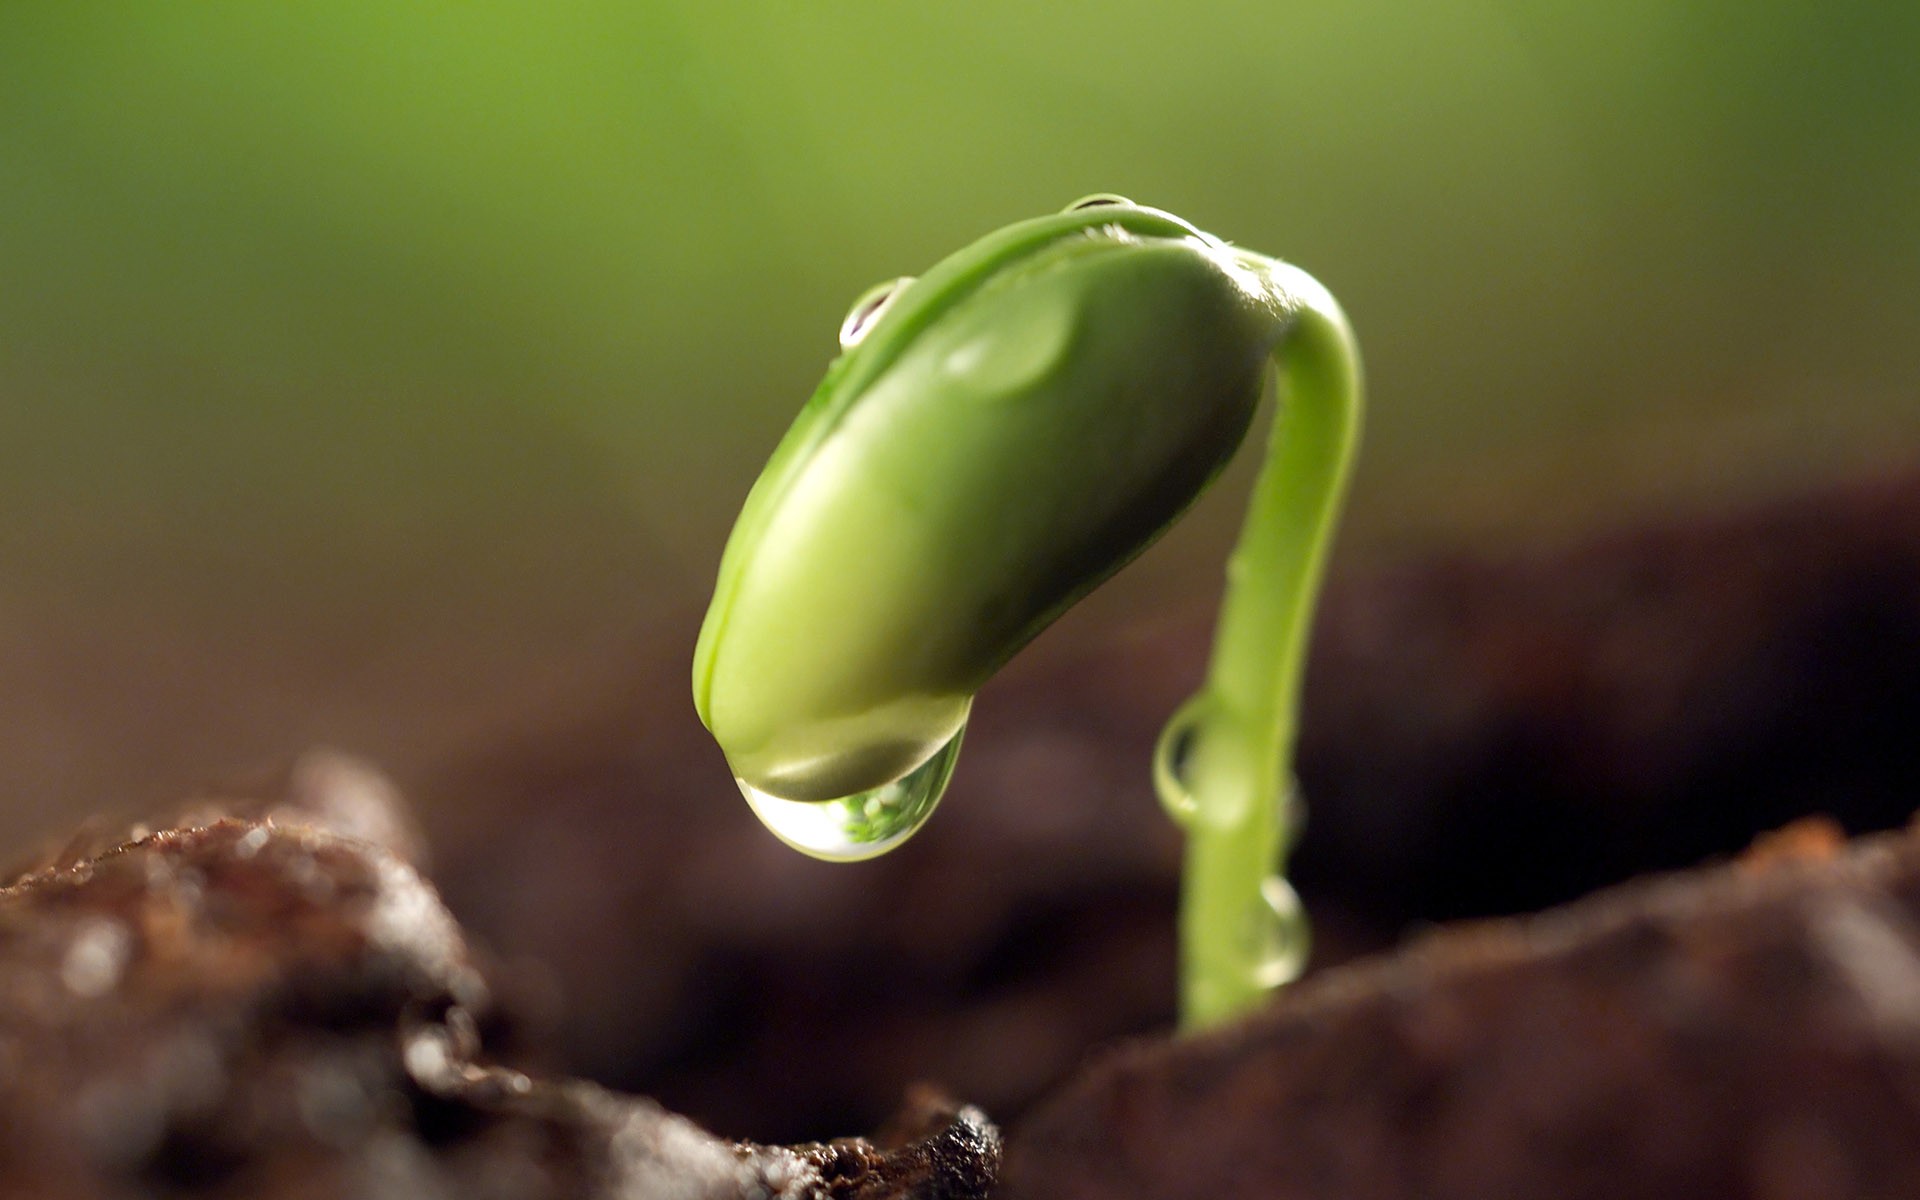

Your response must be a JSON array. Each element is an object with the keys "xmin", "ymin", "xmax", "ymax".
[
  {"xmin": 0, "ymin": 753, "xmax": 999, "ymax": 1199},
  {"xmin": 423, "ymin": 465, "xmax": 1920, "ymax": 1141},
  {"xmin": 1, "ymin": 466, "xmax": 1917, "ymax": 1195},
  {"xmin": 1004, "ymin": 814, "xmax": 1920, "ymax": 1199},
  {"xmin": 8, "ymin": 759, "xmax": 1920, "ymax": 1197}
]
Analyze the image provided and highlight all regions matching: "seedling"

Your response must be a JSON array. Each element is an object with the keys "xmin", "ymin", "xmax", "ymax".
[{"xmin": 693, "ymin": 197, "xmax": 1361, "ymax": 1029}]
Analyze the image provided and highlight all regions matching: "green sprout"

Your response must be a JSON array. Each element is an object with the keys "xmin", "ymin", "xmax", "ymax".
[{"xmin": 693, "ymin": 196, "xmax": 1361, "ymax": 1029}]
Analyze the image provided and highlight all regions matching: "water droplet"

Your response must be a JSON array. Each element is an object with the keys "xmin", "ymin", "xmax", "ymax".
[
  {"xmin": 1064, "ymin": 193, "xmax": 1135, "ymax": 211},
  {"xmin": 1152, "ymin": 696, "xmax": 1211, "ymax": 826},
  {"xmin": 739, "ymin": 724, "xmax": 965, "ymax": 862},
  {"xmin": 1246, "ymin": 875, "xmax": 1310, "ymax": 989},
  {"xmin": 838, "ymin": 276, "xmax": 914, "ymax": 348}
]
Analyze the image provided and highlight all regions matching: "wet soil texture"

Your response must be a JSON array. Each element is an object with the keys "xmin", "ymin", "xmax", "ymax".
[
  {"xmin": 1006, "ymin": 815, "xmax": 1920, "ymax": 1199},
  {"xmin": 0, "ymin": 755, "xmax": 997, "ymax": 1199},
  {"xmin": 427, "ymin": 466, "xmax": 1920, "ymax": 1139}
]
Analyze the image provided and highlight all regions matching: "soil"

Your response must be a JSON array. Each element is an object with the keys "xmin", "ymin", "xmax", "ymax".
[
  {"xmin": 422, "ymin": 463, "xmax": 1920, "ymax": 1141},
  {"xmin": 1004, "ymin": 814, "xmax": 1920, "ymax": 1199},
  {"xmin": 0, "ymin": 755, "xmax": 1000, "ymax": 1198},
  {"xmin": 8, "ymin": 761, "xmax": 1920, "ymax": 1196},
  {"xmin": 1, "ymin": 464, "xmax": 1915, "ymax": 1196}
]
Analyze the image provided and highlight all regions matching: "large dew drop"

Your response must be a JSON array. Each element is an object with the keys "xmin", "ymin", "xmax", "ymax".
[{"xmin": 738, "ymin": 724, "xmax": 966, "ymax": 862}]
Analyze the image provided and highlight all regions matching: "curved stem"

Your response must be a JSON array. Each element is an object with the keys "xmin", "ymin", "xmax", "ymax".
[{"xmin": 1167, "ymin": 259, "xmax": 1362, "ymax": 1029}]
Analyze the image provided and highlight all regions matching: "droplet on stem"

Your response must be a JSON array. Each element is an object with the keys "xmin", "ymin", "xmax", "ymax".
[
  {"xmin": 1246, "ymin": 874, "xmax": 1309, "ymax": 989},
  {"xmin": 1152, "ymin": 695, "xmax": 1211, "ymax": 826}
]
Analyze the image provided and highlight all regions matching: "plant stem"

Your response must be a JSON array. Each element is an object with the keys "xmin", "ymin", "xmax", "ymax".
[{"xmin": 1170, "ymin": 259, "xmax": 1362, "ymax": 1029}]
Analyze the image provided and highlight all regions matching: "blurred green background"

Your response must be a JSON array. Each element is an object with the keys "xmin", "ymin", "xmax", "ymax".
[{"xmin": 2, "ymin": 0, "xmax": 1918, "ymax": 839}]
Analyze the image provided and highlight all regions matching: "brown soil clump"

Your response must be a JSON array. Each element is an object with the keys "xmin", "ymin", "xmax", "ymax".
[{"xmin": 0, "ymin": 751, "xmax": 998, "ymax": 1199}]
